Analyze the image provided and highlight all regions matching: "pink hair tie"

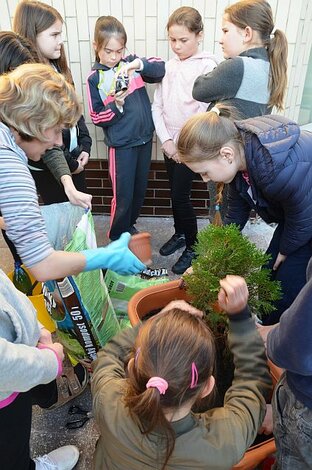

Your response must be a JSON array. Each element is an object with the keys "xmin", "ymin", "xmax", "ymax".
[
  {"xmin": 146, "ymin": 377, "xmax": 168, "ymax": 395},
  {"xmin": 190, "ymin": 362, "xmax": 198, "ymax": 389}
]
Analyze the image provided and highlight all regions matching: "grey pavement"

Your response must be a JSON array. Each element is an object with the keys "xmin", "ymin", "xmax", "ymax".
[{"xmin": 0, "ymin": 215, "xmax": 274, "ymax": 469}]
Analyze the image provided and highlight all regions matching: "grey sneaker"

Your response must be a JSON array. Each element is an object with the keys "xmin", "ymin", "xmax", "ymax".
[{"xmin": 34, "ymin": 445, "xmax": 79, "ymax": 470}]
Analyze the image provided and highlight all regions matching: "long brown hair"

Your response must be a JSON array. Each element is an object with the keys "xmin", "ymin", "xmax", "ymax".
[
  {"xmin": 225, "ymin": 0, "xmax": 288, "ymax": 111},
  {"xmin": 13, "ymin": 0, "xmax": 73, "ymax": 84},
  {"xmin": 0, "ymin": 31, "xmax": 39, "ymax": 75},
  {"xmin": 124, "ymin": 309, "xmax": 215, "ymax": 469},
  {"xmin": 93, "ymin": 16, "xmax": 127, "ymax": 62},
  {"xmin": 166, "ymin": 6, "xmax": 203, "ymax": 34}
]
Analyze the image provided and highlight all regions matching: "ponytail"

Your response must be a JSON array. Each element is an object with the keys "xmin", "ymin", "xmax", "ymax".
[
  {"xmin": 213, "ymin": 184, "xmax": 224, "ymax": 226},
  {"xmin": 267, "ymin": 29, "xmax": 288, "ymax": 111},
  {"xmin": 225, "ymin": 0, "xmax": 288, "ymax": 111},
  {"xmin": 124, "ymin": 309, "xmax": 215, "ymax": 469}
]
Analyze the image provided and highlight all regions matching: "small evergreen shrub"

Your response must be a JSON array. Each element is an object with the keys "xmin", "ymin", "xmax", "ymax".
[{"xmin": 184, "ymin": 224, "xmax": 281, "ymax": 333}]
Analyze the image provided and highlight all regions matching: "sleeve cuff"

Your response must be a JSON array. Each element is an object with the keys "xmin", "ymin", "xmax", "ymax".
[
  {"xmin": 136, "ymin": 59, "xmax": 144, "ymax": 71},
  {"xmin": 228, "ymin": 305, "xmax": 252, "ymax": 322},
  {"xmin": 37, "ymin": 344, "xmax": 63, "ymax": 377}
]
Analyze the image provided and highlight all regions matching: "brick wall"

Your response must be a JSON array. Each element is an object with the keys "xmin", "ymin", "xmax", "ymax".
[{"xmin": 85, "ymin": 160, "xmax": 210, "ymax": 216}]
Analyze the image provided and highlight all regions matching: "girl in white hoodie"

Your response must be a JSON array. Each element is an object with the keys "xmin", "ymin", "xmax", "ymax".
[{"xmin": 152, "ymin": 7, "xmax": 219, "ymax": 274}]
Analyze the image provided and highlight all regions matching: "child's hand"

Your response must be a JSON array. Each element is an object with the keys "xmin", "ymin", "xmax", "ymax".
[
  {"xmin": 72, "ymin": 161, "xmax": 84, "ymax": 174},
  {"xmin": 218, "ymin": 275, "xmax": 249, "ymax": 314},
  {"xmin": 258, "ymin": 404, "xmax": 273, "ymax": 435},
  {"xmin": 161, "ymin": 139, "xmax": 176, "ymax": 158},
  {"xmin": 256, "ymin": 323, "xmax": 278, "ymax": 349},
  {"xmin": 47, "ymin": 342, "xmax": 65, "ymax": 362},
  {"xmin": 273, "ymin": 252, "xmax": 286, "ymax": 271},
  {"xmin": 77, "ymin": 151, "xmax": 89, "ymax": 168},
  {"xmin": 38, "ymin": 327, "xmax": 53, "ymax": 345},
  {"xmin": 114, "ymin": 89, "xmax": 128, "ymax": 107},
  {"xmin": 65, "ymin": 186, "xmax": 92, "ymax": 210},
  {"xmin": 117, "ymin": 58, "xmax": 141, "ymax": 78}
]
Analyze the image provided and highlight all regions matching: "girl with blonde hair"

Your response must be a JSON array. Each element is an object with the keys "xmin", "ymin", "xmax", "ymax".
[{"xmin": 177, "ymin": 105, "xmax": 312, "ymax": 323}]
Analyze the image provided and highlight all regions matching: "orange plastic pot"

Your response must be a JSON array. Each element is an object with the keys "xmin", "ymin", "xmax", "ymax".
[
  {"xmin": 128, "ymin": 281, "xmax": 282, "ymax": 470},
  {"xmin": 129, "ymin": 232, "xmax": 152, "ymax": 266}
]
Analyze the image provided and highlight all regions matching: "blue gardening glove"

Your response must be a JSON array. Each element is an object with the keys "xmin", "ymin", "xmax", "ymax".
[{"xmin": 82, "ymin": 232, "xmax": 145, "ymax": 275}]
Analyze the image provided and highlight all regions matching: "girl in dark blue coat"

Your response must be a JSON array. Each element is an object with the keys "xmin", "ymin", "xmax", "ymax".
[{"xmin": 177, "ymin": 105, "xmax": 312, "ymax": 324}]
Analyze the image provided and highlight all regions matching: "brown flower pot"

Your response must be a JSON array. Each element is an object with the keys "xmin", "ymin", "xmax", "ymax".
[
  {"xmin": 128, "ymin": 281, "xmax": 283, "ymax": 470},
  {"xmin": 129, "ymin": 232, "xmax": 152, "ymax": 266}
]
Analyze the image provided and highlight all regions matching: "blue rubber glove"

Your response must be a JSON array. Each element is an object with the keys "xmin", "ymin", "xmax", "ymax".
[{"xmin": 82, "ymin": 232, "xmax": 145, "ymax": 275}]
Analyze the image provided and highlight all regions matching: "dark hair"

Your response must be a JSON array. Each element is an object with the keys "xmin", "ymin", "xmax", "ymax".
[
  {"xmin": 13, "ymin": 0, "xmax": 73, "ymax": 84},
  {"xmin": 93, "ymin": 16, "xmax": 127, "ymax": 62},
  {"xmin": 124, "ymin": 309, "xmax": 215, "ymax": 469},
  {"xmin": 0, "ymin": 31, "xmax": 39, "ymax": 75},
  {"xmin": 225, "ymin": 0, "xmax": 288, "ymax": 110},
  {"xmin": 166, "ymin": 6, "xmax": 203, "ymax": 34}
]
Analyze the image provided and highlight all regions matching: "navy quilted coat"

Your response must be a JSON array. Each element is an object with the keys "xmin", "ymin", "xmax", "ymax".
[{"xmin": 224, "ymin": 115, "xmax": 312, "ymax": 256}]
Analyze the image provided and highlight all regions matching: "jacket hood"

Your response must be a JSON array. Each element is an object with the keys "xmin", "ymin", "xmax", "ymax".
[
  {"xmin": 235, "ymin": 115, "xmax": 300, "ymax": 185},
  {"xmin": 92, "ymin": 60, "xmax": 127, "ymax": 71},
  {"xmin": 173, "ymin": 51, "xmax": 221, "ymax": 65},
  {"xmin": 235, "ymin": 115, "xmax": 300, "ymax": 156}
]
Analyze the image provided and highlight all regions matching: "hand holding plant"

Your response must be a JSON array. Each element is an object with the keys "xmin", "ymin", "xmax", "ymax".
[{"xmin": 218, "ymin": 275, "xmax": 249, "ymax": 314}]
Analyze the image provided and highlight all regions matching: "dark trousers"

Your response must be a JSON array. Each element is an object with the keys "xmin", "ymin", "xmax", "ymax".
[
  {"xmin": 164, "ymin": 156, "xmax": 197, "ymax": 248},
  {"xmin": 108, "ymin": 141, "xmax": 152, "ymax": 240},
  {"xmin": 263, "ymin": 223, "xmax": 312, "ymax": 324},
  {"xmin": 1, "ymin": 228, "xmax": 21, "ymax": 263},
  {"xmin": 0, "ymin": 381, "xmax": 57, "ymax": 470},
  {"xmin": 31, "ymin": 169, "xmax": 87, "ymax": 205}
]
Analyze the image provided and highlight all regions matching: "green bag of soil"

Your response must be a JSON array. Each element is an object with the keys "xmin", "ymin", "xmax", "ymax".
[{"xmin": 43, "ymin": 211, "xmax": 120, "ymax": 368}]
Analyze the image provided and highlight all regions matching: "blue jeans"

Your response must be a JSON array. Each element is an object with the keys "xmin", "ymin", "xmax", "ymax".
[{"xmin": 273, "ymin": 374, "xmax": 312, "ymax": 469}]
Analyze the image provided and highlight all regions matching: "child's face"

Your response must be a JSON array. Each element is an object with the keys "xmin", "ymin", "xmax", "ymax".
[
  {"xmin": 219, "ymin": 14, "xmax": 247, "ymax": 59},
  {"xmin": 95, "ymin": 37, "xmax": 125, "ymax": 68},
  {"xmin": 36, "ymin": 19, "xmax": 63, "ymax": 61},
  {"xmin": 185, "ymin": 153, "xmax": 239, "ymax": 184},
  {"xmin": 168, "ymin": 24, "xmax": 202, "ymax": 61}
]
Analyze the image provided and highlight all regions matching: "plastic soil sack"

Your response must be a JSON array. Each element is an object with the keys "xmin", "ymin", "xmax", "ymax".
[
  {"xmin": 104, "ymin": 268, "xmax": 169, "ymax": 329},
  {"xmin": 43, "ymin": 211, "xmax": 120, "ymax": 368}
]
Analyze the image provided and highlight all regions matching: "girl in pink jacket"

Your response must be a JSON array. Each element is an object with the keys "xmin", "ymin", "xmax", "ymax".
[{"xmin": 152, "ymin": 7, "xmax": 219, "ymax": 274}]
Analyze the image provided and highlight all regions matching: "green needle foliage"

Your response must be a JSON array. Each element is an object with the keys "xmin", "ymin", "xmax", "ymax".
[{"xmin": 184, "ymin": 224, "xmax": 282, "ymax": 333}]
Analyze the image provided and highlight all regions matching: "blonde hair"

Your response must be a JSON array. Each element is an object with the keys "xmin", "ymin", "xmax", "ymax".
[
  {"xmin": 177, "ymin": 105, "xmax": 242, "ymax": 226},
  {"xmin": 225, "ymin": 0, "xmax": 288, "ymax": 111},
  {"xmin": 0, "ymin": 63, "xmax": 81, "ymax": 141},
  {"xmin": 177, "ymin": 107, "xmax": 241, "ymax": 164}
]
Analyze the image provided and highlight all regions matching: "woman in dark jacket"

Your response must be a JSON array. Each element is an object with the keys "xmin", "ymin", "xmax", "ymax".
[{"xmin": 177, "ymin": 105, "xmax": 312, "ymax": 324}]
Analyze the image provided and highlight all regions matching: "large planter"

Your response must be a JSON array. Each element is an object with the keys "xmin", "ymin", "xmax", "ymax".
[{"xmin": 128, "ymin": 280, "xmax": 282, "ymax": 470}]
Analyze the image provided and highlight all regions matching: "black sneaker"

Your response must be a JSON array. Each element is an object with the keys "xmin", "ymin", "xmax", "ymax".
[
  {"xmin": 159, "ymin": 233, "xmax": 186, "ymax": 256},
  {"xmin": 129, "ymin": 225, "xmax": 139, "ymax": 235},
  {"xmin": 172, "ymin": 248, "xmax": 196, "ymax": 274}
]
